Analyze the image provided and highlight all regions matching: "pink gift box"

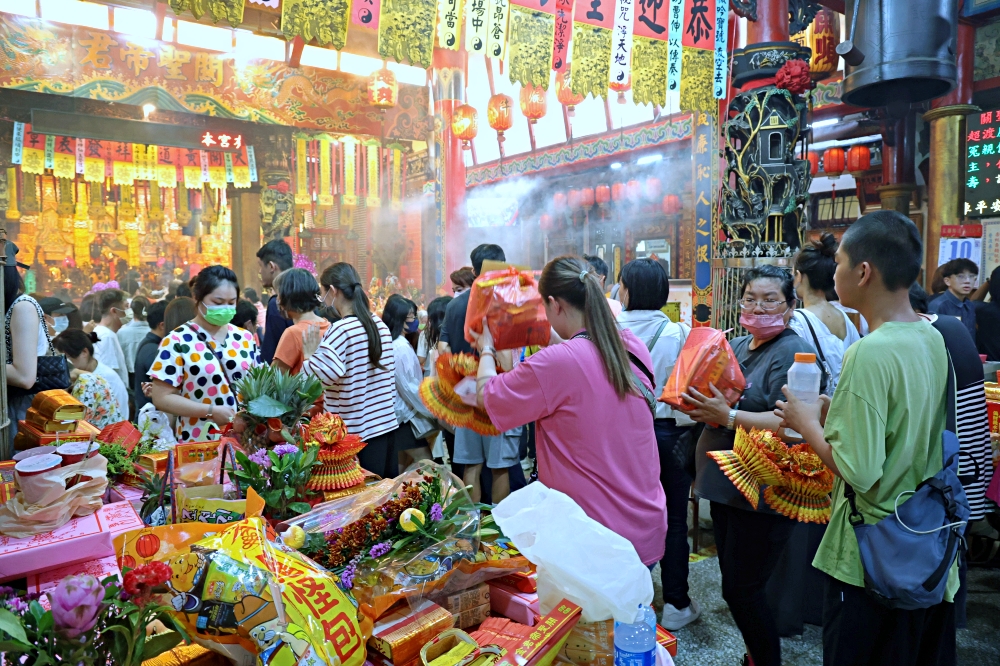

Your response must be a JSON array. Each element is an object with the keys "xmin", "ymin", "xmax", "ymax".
[
  {"xmin": 27, "ymin": 554, "xmax": 122, "ymax": 610},
  {"xmin": 0, "ymin": 501, "xmax": 141, "ymax": 581},
  {"xmin": 489, "ymin": 582, "xmax": 541, "ymax": 627}
]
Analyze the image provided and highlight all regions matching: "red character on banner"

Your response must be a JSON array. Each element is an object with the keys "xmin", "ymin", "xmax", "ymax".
[{"xmin": 685, "ymin": 0, "xmax": 712, "ymax": 44}]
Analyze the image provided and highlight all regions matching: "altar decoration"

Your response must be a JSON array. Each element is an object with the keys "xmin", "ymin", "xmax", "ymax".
[
  {"xmin": 280, "ymin": 0, "xmax": 350, "ymax": 47},
  {"xmin": 707, "ymin": 427, "xmax": 834, "ymax": 523},
  {"xmin": 230, "ymin": 365, "xmax": 324, "ymax": 453},
  {"xmin": 302, "ymin": 413, "xmax": 369, "ymax": 495},
  {"xmin": 0, "ymin": 561, "xmax": 191, "ymax": 666},
  {"xmin": 378, "ymin": 0, "xmax": 438, "ymax": 68},
  {"xmin": 420, "ymin": 353, "xmax": 500, "ymax": 436}
]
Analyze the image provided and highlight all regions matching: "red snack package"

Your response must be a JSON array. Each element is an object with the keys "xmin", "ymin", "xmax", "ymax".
[
  {"xmin": 464, "ymin": 267, "xmax": 551, "ymax": 350},
  {"xmin": 660, "ymin": 327, "xmax": 746, "ymax": 410}
]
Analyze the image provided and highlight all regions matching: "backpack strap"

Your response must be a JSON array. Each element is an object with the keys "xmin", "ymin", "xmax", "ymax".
[{"xmin": 646, "ymin": 319, "xmax": 670, "ymax": 353}]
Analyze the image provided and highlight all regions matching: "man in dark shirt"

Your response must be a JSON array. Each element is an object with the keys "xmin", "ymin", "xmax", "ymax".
[
  {"xmin": 133, "ymin": 300, "xmax": 167, "ymax": 411},
  {"xmin": 928, "ymin": 258, "xmax": 979, "ymax": 340},
  {"xmin": 257, "ymin": 239, "xmax": 294, "ymax": 364},
  {"xmin": 977, "ymin": 266, "xmax": 1000, "ymax": 361}
]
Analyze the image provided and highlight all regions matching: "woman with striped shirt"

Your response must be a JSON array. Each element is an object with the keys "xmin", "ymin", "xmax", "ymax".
[{"xmin": 302, "ymin": 263, "xmax": 399, "ymax": 479}]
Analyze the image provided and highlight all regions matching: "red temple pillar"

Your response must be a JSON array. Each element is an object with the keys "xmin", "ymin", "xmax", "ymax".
[
  {"xmin": 432, "ymin": 48, "xmax": 467, "ymax": 288},
  {"xmin": 746, "ymin": 0, "xmax": 789, "ymax": 43}
]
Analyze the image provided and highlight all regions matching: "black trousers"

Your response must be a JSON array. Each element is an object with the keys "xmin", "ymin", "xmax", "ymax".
[
  {"xmin": 822, "ymin": 575, "xmax": 956, "ymax": 666},
  {"xmin": 655, "ymin": 419, "xmax": 693, "ymax": 610},
  {"xmin": 358, "ymin": 429, "xmax": 399, "ymax": 480},
  {"xmin": 711, "ymin": 502, "xmax": 794, "ymax": 666}
]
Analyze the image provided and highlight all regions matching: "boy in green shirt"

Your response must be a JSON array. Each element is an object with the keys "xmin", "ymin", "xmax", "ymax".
[{"xmin": 777, "ymin": 211, "xmax": 957, "ymax": 666}]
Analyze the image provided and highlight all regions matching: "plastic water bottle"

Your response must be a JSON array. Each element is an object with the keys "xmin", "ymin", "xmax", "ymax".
[
  {"xmin": 642, "ymin": 604, "xmax": 657, "ymax": 631},
  {"xmin": 614, "ymin": 606, "xmax": 656, "ymax": 666},
  {"xmin": 784, "ymin": 352, "xmax": 821, "ymax": 439}
]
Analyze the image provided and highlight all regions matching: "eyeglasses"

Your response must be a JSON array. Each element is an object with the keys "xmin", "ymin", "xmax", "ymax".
[{"xmin": 738, "ymin": 298, "xmax": 789, "ymax": 312}]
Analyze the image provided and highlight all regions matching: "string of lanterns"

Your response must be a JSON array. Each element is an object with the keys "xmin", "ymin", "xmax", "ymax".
[
  {"xmin": 538, "ymin": 177, "xmax": 684, "ymax": 231},
  {"xmin": 806, "ymin": 145, "xmax": 872, "ymax": 178}
]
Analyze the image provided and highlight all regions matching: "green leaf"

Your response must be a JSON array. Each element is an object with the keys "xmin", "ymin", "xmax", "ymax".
[
  {"xmin": 37, "ymin": 611, "xmax": 53, "ymax": 633},
  {"xmin": 0, "ymin": 639, "xmax": 33, "ymax": 653},
  {"xmin": 248, "ymin": 395, "xmax": 292, "ymax": 418},
  {"xmin": 287, "ymin": 501, "xmax": 312, "ymax": 515},
  {"xmin": 284, "ymin": 486, "xmax": 296, "ymax": 499},
  {"xmin": 34, "ymin": 652, "xmax": 54, "ymax": 666},
  {"xmin": 142, "ymin": 631, "xmax": 183, "ymax": 660},
  {"xmin": 28, "ymin": 600, "xmax": 45, "ymax": 621},
  {"xmin": 479, "ymin": 528, "xmax": 499, "ymax": 537},
  {"xmin": 0, "ymin": 608, "xmax": 28, "ymax": 644}
]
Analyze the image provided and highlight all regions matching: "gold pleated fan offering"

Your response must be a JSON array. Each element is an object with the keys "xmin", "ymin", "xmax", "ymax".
[
  {"xmin": 708, "ymin": 428, "xmax": 834, "ymax": 523},
  {"xmin": 419, "ymin": 353, "xmax": 500, "ymax": 436}
]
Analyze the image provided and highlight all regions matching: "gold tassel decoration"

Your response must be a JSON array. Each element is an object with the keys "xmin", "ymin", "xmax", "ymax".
[
  {"xmin": 149, "ymin": 182, "xmax": 164, "ymax": 223},
  {"xmin": 295, "ymin": 137, "xmax": 310, "ymax": 207},
  {"xmin": 21, "ymin": 174, "xmax": 38, "ymax": 214},
  {"xmin": 508, "ymin": 6, "xmax": 555, "ymax": 90},
  {"xmin": 633, "ymin": 36, "xmax": 670, "ymax": 106},
  {"xmin": 570, "ymin": 25, "xmax": 612, "ymax": 99},
  {"xmin": 319, "ymin": 139, "xmax": 334, "ymax": 209},
  {"xmin": 342, "ymin": 138, "xmax": 358, "ymax": 207},
  {"xmin": 89, "ymin": 180, "xmax": 105, "ymax": 220},
  {"xmin": 6, "ymin": 168, "xmax": 20, "ymax": 221},
  {"xmin": 365, "ymin": 142, "xmax": 381, "ymax": 208}
]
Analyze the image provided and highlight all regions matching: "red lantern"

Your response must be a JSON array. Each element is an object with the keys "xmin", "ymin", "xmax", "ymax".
[
  {"xmin": 645, "ymin": 177, "xmax": 661, "ymax": 200},
  {"xmin": 451, "ymin": 104, "xmax": 478, "ymax": 150},
  {"xmin": 367, "ymin": 67, "xmax": 399, "ymax": 111},
  {"xmin": 609, "ymin": 76, "xmax": 630, "ymax": 104},
  {"xmin": 611, "ymin": 183, "xmax": 626, "ymax": 201},
  {"xmin": 580, "ymin": 187, "xmax": 595, "ymax": 207},
  {"xmin": 807, "ymin": 151, "xmax": 819, "ymax": 177},
  {"xmin": 539, "ymin": 214, "xmax": 554, "ymax": 230},
  {"xmin": 626, "ymin": 180, "xmax": 642, "ymax": 201},
  {"xmin": 556, "ymin": 70, "xmax": 585, "ymax": 116},
  {"xmin": 596, "ymin": 184, "xmax": 611, "ymax": 204},
  {"xmin": 568, "ymin": 189, "xmax": 582, "ymax": 209},
  {"xmin": 487, "ymin": 93, "xmax": 514, "ymax": 142},
  {"xmin": 135, "ymin": 532, "xmax": 161, "ymax": 559},
  {"xmin": 121, "ymin": 554, "xmax": 136, "ymax": 569},
  {"xmin": 520, "ymin": 84, "xmax": 547, "ymax": 124},
  {"xmin": 662, "ymin": 194, "xmax": 681, "ymax": 215},
  {"xmin": 847, "ymin": 144, "xmax": 871, "ymax": 175},
  {"xmin": 553, "ymin": 191, "xmax": 567, "ymax": 212},
  {"xmin": 823, "ymin": 147, "xmax": 845, "ymax": 177}
]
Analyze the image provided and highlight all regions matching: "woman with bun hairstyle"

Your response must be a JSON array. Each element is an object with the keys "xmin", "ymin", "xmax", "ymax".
[
  {"xmin": 149, "ymin": 266, "xmax": 260, "ymax": 441},
  {"xmin": 469, "ymin": 255, "xmax": 667, "ymax": 568},
  {"xmin": 52, "ymin": 329, "xmax": 127, "ymax": 428},
  {"xmin": 788, "ymin": 232, "xmax": 860, "ymax": 394},
  {"xmin": 302, "ymin": 262, "xmax": 398, "ymax": 478}
]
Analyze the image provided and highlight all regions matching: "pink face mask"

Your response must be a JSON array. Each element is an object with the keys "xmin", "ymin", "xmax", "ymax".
[{"xmin": 740, "ymin": 312, "xmax": 786, "ymax": 340}]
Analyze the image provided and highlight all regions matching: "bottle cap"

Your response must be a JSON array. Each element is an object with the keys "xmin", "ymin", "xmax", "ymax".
[{"xmin": 795, "ymin": 353, "xmax": 816, "ymax": 363}]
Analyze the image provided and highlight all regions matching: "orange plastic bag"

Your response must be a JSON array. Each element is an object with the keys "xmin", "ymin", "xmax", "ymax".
[
  {"xmin": 660, "ymin": 327, "xmax": 746, "ymax": 410},
  {"xmin": 464, "ymin": 267, "xmax": 551, "ymax": 350}
]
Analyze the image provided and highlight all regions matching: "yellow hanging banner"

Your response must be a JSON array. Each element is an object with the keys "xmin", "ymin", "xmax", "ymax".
[
  {"xmin": 5, "ymin": 168, "xmax": 19, "ymax": 221},
  {"xmin": 319, "ymin": 139, "xmax": 334, "ymax": 209},
  {"xmin": 391, "ymin": 147, "xmax": 402, "ymax": 210},
  {"xmin": 508, "ymin": 5, "xmax": 555, "ymax": 89},
  {"xmin": 342, "ymin": 139, "xmax": 358, "ymax": 207},
  {"xmin": 437, "ymin": 0, "xmax": 463, "ymax": 48},
  {"xmin": 366, "ymin": 143, "xmax": 381, "ymax": 208},
  {"xmin": 295, "ymin": 137, "xmax": 310, "ymax": 207},
  {"xmin": 379, "ymin": 0, "xmax": 438, "ymax": 68},
  {"xmin": 75, "ymin": 182, "xmax": 88, "ymax": 221}
]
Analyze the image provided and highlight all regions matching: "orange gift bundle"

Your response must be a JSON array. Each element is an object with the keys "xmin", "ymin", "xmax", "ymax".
[
  {"xmin": 464, "ymin": 266, "xmax": 550, "ymax": 351},
  {"xmin": 660, "ymin": 327, "xmax": 746, "ymax": 410}
]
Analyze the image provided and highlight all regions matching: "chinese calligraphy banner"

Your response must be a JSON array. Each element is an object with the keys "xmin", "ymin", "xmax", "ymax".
[
  {"xmin": 632, "ymin": 0, "xmax": 670, "ymax": 106},
  {"xmin": 609, "ymin": 0, "xmax": 634, "ymax": 87},
  {"xmin": 0, "ymin": 14, "xmax": 429, "ymax": 138},
  {"xmin": 487, "ymin": 0, "xmax": 511, "ymax": 59},
  {"xmin": 679, "ymin": 0, "xmax": 715, "ymax": 111},
  {"xmin": 964, "ymin": 108, "xmax": 1000, "ymax": 218},
  {"xmin": 466, "ymin": 0, "xmax": 490, "ymax": 53},
  {"xmin": 280, "ymin": 0, "xmax": 350, "ymax": 48},
  {"xmin": 552, "ymin": 0, "xmax": 573, "ymax": 70},
  {"xmin": 570, "ymin": 0, "xmax": 614, "ymax": 98},
  {"xmin": 437, "ymin": 0, "xmax": 463, "ymax": 48},
  {"xmin": 508, "ymin": 0, "xmax": 556, "ymax": 89},
  {"xmin": 692, "ymin": 111, "xmax": 716, "ymax": 324},
  {"xmin": 379, "ymin": 0, "xmax": 438, "ymax": 68},
  {"xmin": 667, "ymin": 0, "xmax": 682, "ymax": 92},
  {"xmin": 712, "ymin": 0, "xmax": 727, "ymax": 98}
]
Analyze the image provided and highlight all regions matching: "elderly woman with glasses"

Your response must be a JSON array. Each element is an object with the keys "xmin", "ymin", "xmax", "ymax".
[{"xmin": 681, "ymin": 264, "xmax": 827, "ymax": 666}]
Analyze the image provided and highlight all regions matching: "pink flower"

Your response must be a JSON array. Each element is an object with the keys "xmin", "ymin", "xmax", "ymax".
[
  {"xmin": 248, "ymin": 449, "xmax": 272, "ymax": 468},
  {"xmin": 48, "ymin": 575, "xmax": 104, "ymax": 638}
]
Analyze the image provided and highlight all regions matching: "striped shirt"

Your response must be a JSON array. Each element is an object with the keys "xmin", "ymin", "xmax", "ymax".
[{"xmin": 302, "ymin": 314, "xmax": 397, "ymax": 442}]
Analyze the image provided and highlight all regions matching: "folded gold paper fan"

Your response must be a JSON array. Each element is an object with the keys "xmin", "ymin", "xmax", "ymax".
[
  {"xmin": 733, "ymin": 428, "xmax": 785, "ymax": 487},
  {"xmin": 763, "ymin": 484, "xmax": 833, "ymax": 523},
  {"xmin": 707, "ymin": 449, "xmax": 763, "ymax": 508}
]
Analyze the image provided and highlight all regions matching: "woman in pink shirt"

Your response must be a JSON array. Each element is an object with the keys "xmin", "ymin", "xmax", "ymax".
[{"xmin": 470, "ymin": 256, "xmax": 667, "ymax": 566}]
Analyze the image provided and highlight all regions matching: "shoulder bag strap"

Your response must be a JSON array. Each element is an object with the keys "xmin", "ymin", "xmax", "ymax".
[
  {"xmin": 189, "ymin": 324, "xmax": 237, "ymax": 391},
  {"xmin": 845, "ymin": 348, "xmax": 959, "ymax": 524},
  {"xmin": 572, "ymin": 331, "xmax": 656, "ymax": 414},
  {"xmin": 796, "ymin": 311, "xmax": 832, "ymax": 387},
  {"xmin": 646, "ymin": 319, "xmax": 670, "ymax": 353},
  {"xmin": 5, "ymin": 295, "xmax": 54, "ymax": 364}
]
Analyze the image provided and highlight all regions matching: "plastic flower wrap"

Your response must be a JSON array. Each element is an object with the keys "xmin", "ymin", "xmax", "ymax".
[{"xmin": 286, "ymin": 462, "xmax": 530, "ymax": 625}]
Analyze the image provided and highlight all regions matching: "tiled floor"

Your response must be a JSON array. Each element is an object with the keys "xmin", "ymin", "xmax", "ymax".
[{"xmin": 651, "ymin": 537, "xmax": 1000, "ymax": 665}]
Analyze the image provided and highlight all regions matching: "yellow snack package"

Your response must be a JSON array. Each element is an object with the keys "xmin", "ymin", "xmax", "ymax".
[
  {"xmin": 157, "ymin": 516, "xmax": 366, "ymax": 666},
  {"xmin": 175, "ymin": 484, "xmax": 248, "ymax": 525}
]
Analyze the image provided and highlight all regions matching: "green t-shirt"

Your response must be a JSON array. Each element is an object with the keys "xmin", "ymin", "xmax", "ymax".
[{"xmin": 813, "ymin": 319, "xmax": 959, "ymax": 600}]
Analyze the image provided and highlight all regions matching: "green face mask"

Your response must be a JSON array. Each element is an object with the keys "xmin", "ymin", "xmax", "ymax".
[{"xmin": 202, "ymin": 304, "xmax": 236, "ymax": 326}]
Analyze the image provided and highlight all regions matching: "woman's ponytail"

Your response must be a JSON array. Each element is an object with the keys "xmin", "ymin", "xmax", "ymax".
[
  {"xmin": 538, "ymin": 256, "xmax": 635, "ymax": 399},
  {"xmin": 320, "ymin": 262, "xmax": 384, "ymax": 369}
]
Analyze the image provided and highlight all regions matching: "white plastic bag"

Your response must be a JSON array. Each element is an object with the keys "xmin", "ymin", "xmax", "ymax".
[
  {"xmin": 493, "ymin": 482, "xmax": 653, "ymax": 624},
  {"xmin": 137, "ymin": 402, "xmax": 178, "ymax": 450}
]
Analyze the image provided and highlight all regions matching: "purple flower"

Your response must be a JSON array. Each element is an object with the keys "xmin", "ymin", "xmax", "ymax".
[
  {"xmin": 273, "ymin": 444, "xmax": 299, "ymax": 457},
  {"xmin": 340, "ymin": 555, "xmax": 362, "ymax": 589},
  {"xmin": 0, "ymin": 585, "xmax": 14, "ymax": 597},
  {"xmin": 48, "ymin": 575, "xmax": 104, "ymax": 638},
  {"xmin": 369, "ymin": 541, "xmax": 392, "ymax": 558},
  {"xmin": 429, "ymin": 503, "xmax": 443, "ymax": 522},
  {"xmin": 4, "ymin": 597, "xmax": 28, "ymax": 613},
  {"xmin": 248, "ymin": 449, "xmax": 272, "ymax": 468}
]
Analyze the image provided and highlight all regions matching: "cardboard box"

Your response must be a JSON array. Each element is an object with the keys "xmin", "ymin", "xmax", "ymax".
[
  {"xmin": 494, "ymin": 600, "xmax": 581, "ymax": 666},
  {"xmin": 988, "ymin": 401, "xmax": 1000, "ymax": 434},
  {"xmin": 655, "ymin": 625, "xmax": 677, "ymax": 658},
  {"xmin": 489, "ymin": 582, "xmax": 540, "ymax": 626},
  {"xmin": 0, "ymin": 500, "xmax": 142, "ymax": 582},
  {"xmin": 369, "ymin": 600, "xmax": 455, "ymax": 665},
  {"xmin": 453, "ymin": 602, "xmax": 491, "ymax": 629},
  {"xmin": 13, "ymin": 419, "xmax": 99, "ymax": 451},
  {"xmin": 437, "ymin": 582, "xmax": 491, "ymax": 614},
  {"xmin": 494, "ymin": 571, "xmax": 537, "ymax": 594},
  {"xmin": 26, "ymin": 554, "xmax": 121, "ymax": 610}
]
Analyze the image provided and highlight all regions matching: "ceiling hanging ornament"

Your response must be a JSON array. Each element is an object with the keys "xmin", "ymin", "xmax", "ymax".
[
  {"xmin": 570, "ymin": 0, "xmax": 614, "ymax": 99},
  {"xmin": 556, "ymin": 69, "xmax": 585, "ymax": 115},
  {"xmin": 280, "ymin": 0, "xmax": 348, "ymax": 47},
  {"xmin": 508, "ymin": 3, "xmax": 556, "ymax": 89},
  {"xmin": 488, "ymin": 93, "xmax": 514, "ymax": 141},
  {"xmin": 792, "ymin": 7, "xmax": 840, "ymax": 80},
  {"xmin": 379, "ymin": 0, "xmax": 437, "ymax": 67},
  {"xmin": 609, "ymin": 76, "xmax": 630, "ymax": 104},
  {"xmin": 368, "ymin": 65, "xmax": 400, "ymax": 112},
  {"xmin": 451, "ymin": 104, "xmax": 479, "ymax": 149},
  {"xmin": 520, "ymin": 83, "xmax": 547, "ymax": 123}
]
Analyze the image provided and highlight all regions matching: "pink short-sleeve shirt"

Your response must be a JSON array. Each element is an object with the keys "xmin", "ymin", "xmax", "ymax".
[{"xmin": 483, "ymin": 329, "xmax": 667, "ymax": 565}]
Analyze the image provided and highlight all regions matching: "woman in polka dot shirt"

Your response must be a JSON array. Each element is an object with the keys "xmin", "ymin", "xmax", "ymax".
[{"xmin": 149, "ymin": 265, "xmax": 261, "ymax": 441}]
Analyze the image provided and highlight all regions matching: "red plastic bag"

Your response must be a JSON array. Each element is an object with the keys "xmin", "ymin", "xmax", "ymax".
[
  {"xmin": 464, "ymin": 267, "xmax": 551, "ymax": 350},
  {"xmin": 660, "ymin": 327, "xmax": 746, "ymax": 410}
]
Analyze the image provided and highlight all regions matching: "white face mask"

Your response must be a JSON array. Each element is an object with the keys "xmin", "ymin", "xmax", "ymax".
[{"xmin": 53, "ymin": 316, "xmax": 69, "ymax": 333}]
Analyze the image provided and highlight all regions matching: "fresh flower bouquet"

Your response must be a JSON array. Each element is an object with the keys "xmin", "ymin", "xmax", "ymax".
[
  {"xmin": 0, "ymin": 563, "xmax": 189, "ymax": 666},
  {"xmin": 230, "ymin": 365, "xmax": 324, "ymax": 452},
  {"xmin": 228, "ymin": 441, "xmax": 320, "ymax": 521}
]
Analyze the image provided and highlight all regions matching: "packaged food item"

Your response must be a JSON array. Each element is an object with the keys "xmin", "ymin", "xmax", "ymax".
[
  {"xmin": 493, "ymin": 571, "xmax": 537, "ymax": 594},
  {"xmin": 0, "ymin": 461, "xmax": 14, "ymax": 504},
  {"xmin": 659, "ymin": 327, "xmax": 746, "ymax": 412},
  {"xmin": 14, "ymin": 453, "xmax": 63, "ymax": 477},
  {"xmin": 173, "ymin": 441, "xmax": 224, "ymax": 488},
  {"xmin": 493, "ymin": 601, "xmax": 582, "ymax": 666},
  {"xmin": 25, "ymin": 407, "xmax": 76, "ymax": 432},
  {"xmin": 31, "ymin": 389, "xmax": 86, "ymax": 421},
  {"xmin": 175, "ymin": 484, "xmax": 249, "ymax": 525},
  {"xmin": 435, "ymin": 582, "xmax": 491, "ymax": 614},
  {"xmin": 0, "ymin": 454, "xmax": 108, "ymax": 537},
  {"xmin": 464, "ymin": 266, "xmax": 550, "ymax": 351},
  {"xmin": 488, "ymin": 583, "xmax": 540, "ymax": 627},
  {"xmin": 13, "ymin": 419, "xmax": 100, "ymax": 451},
  {"xmin": 12, "ymin": 446, "xmax": 57, "ymax": 461},
  {"xmin": 56, "ymin": 441, "xmax": 100, "ymax": 465},
  {"xmin": 369, "ymin": 600, "xmax": 455, "ymax": 665},
  {"xmin": 453, "ymin": 603, "xmax": 491, "ymax": 629}
]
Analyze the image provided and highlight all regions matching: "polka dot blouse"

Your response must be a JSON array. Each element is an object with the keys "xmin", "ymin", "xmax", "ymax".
[{"xmin": 148, "ymin": 322, "xmax": 260, "ymax": 441}]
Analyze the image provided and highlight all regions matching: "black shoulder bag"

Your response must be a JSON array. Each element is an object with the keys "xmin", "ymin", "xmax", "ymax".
[{"xmin": 5, "ymin": 296, "xmax": 70, "ymax": 400}]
